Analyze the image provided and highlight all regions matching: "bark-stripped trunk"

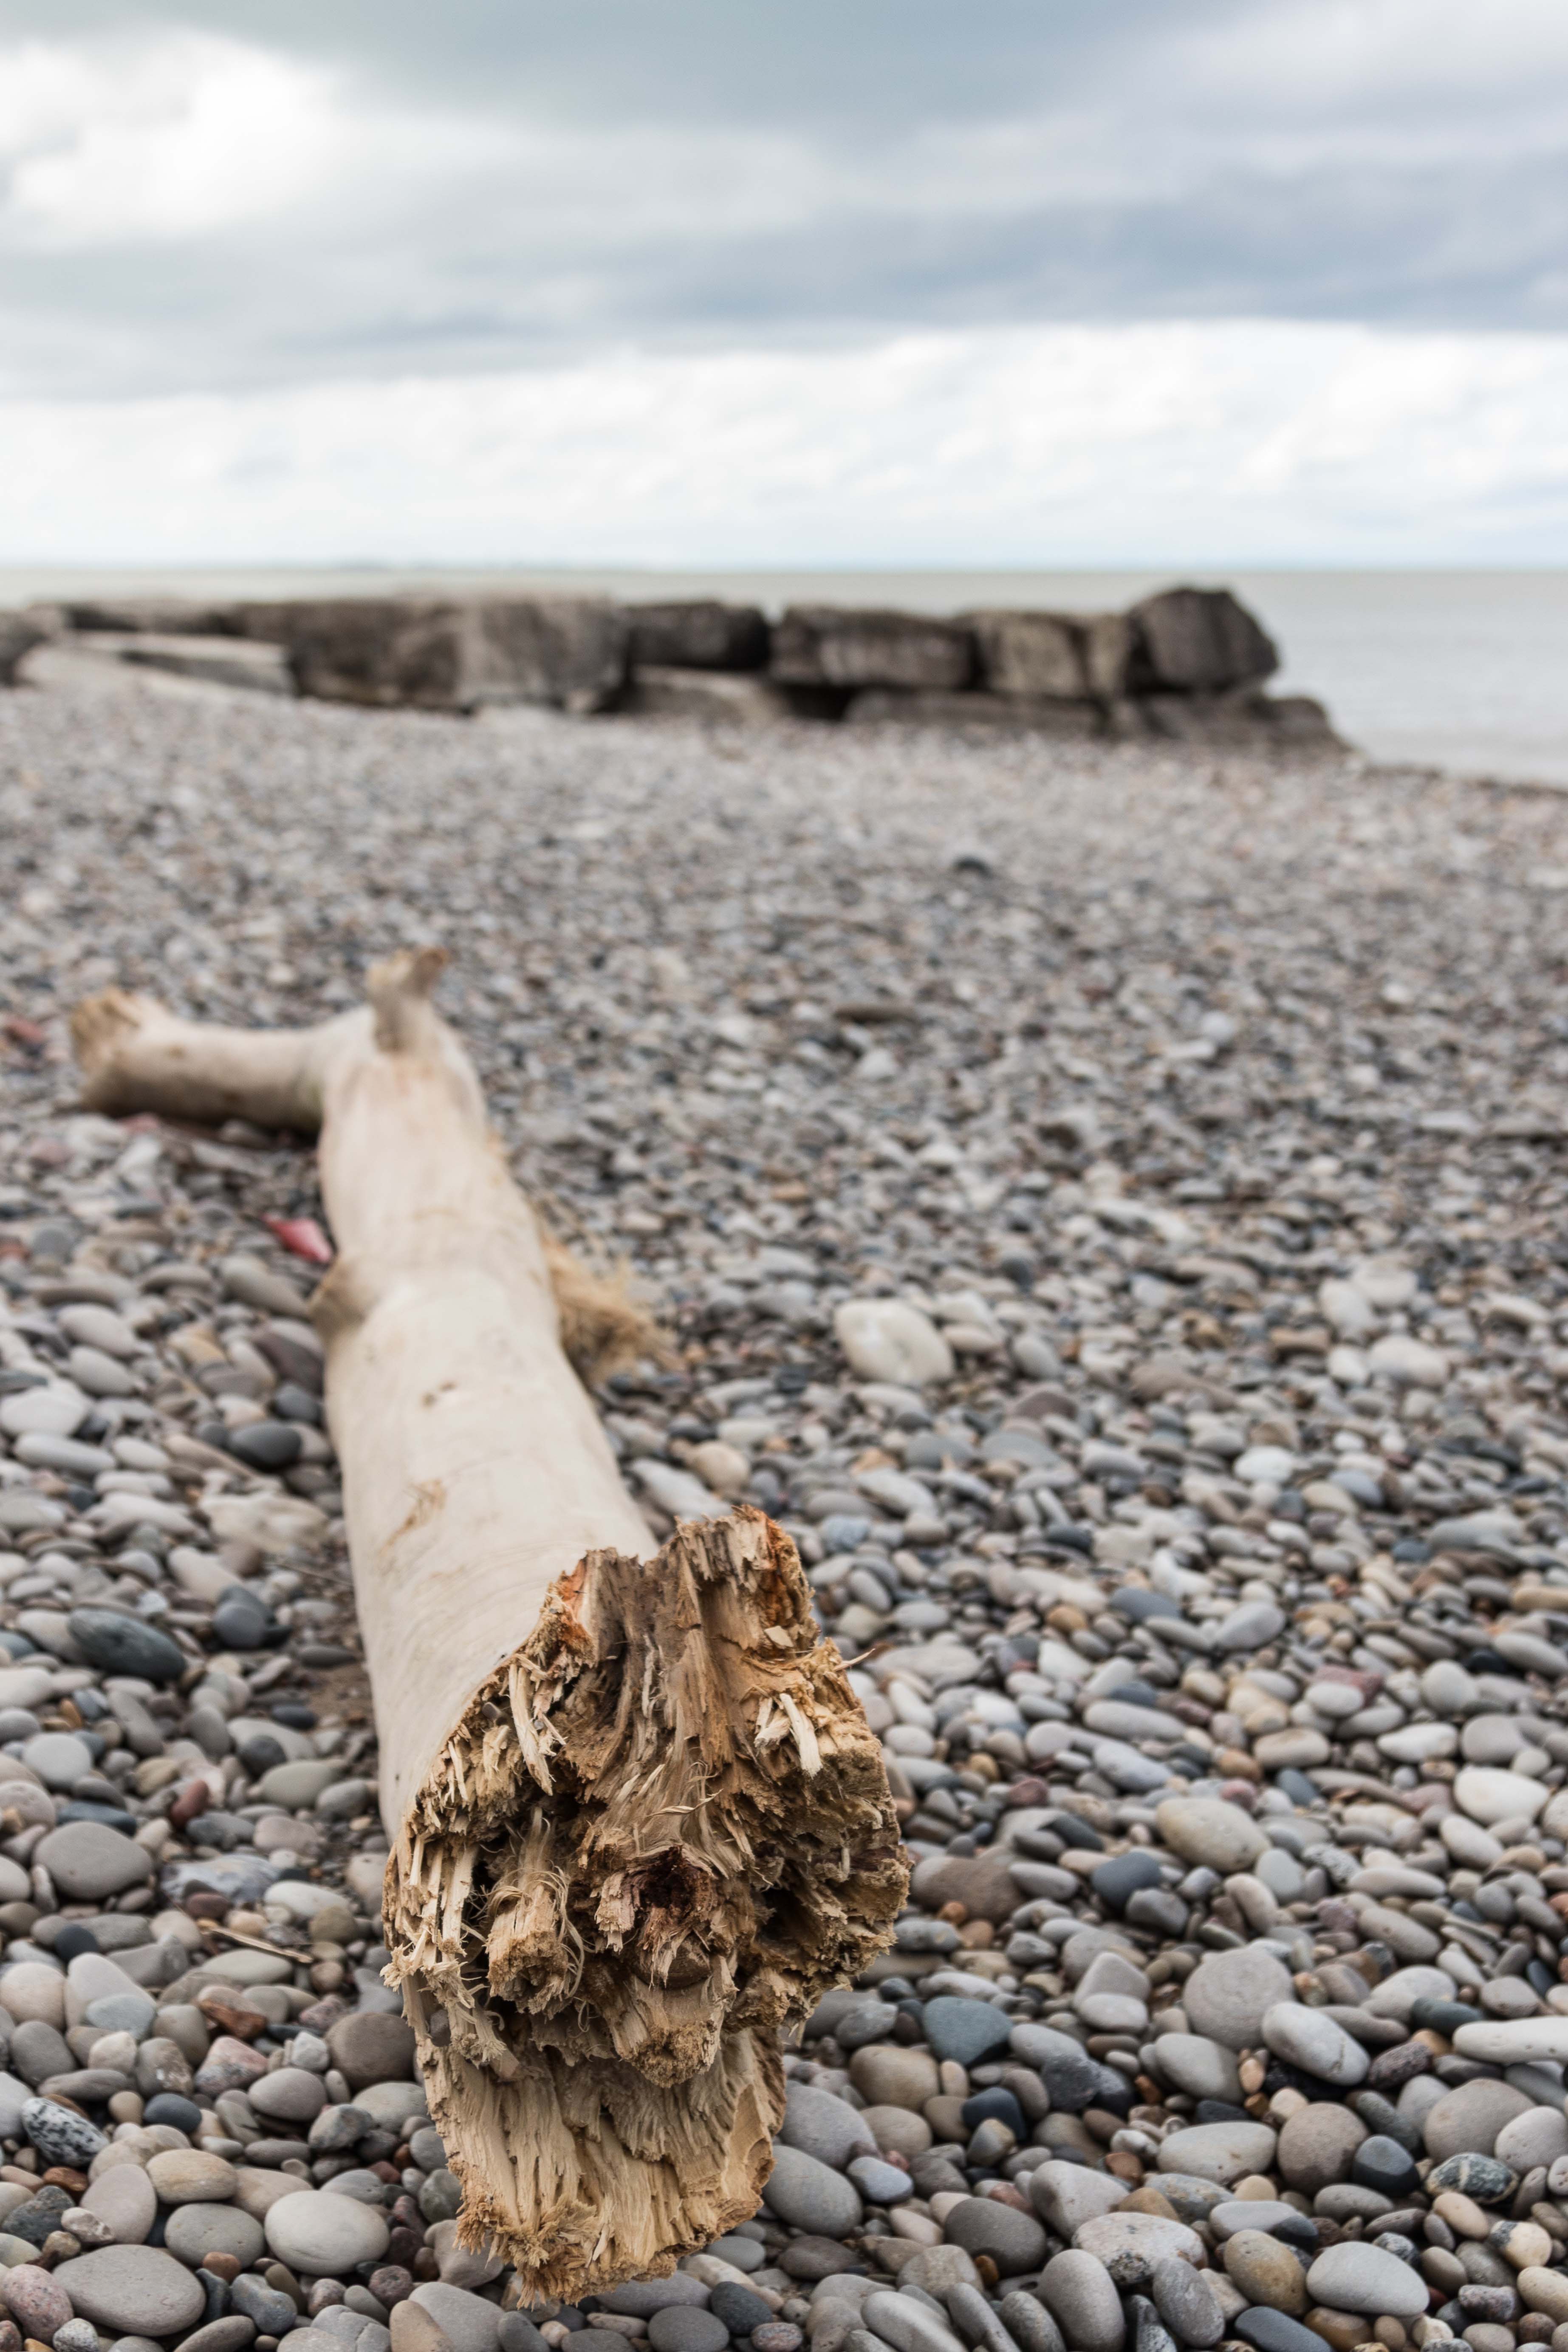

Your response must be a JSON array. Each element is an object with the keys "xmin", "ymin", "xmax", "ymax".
[{"xmin": 71, "ymin": 954, "xmax": 905, "ymax": 2298}]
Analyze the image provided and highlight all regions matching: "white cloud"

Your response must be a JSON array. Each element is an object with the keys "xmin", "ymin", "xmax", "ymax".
[
  {"xmin": 3, "ymin": 320, "xmax": 1568, "ymax": 568},
  {"xmin": 0, "ymin": 32, "xmax": 344, "ymax": 242}
]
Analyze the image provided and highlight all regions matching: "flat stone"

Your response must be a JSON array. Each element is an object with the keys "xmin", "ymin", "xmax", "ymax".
[
  {"xmin": 921, "ymin": 1996, "xmax": 1012, "ymax": 2068},
  {"xmin": 1155, "ymin": 1800, "xmax": 1267, "ymax": 1873},
  {"xmin": 250, "ymin": 2066, "xmax": 328, "ymax": 2124},
  {"xmin": 1, "ymin": 2262, "xmax": 73, "ymax": 2340},
  {"xmin": 0, "ymin": 1387, "xmax": 90, "ymax": 1439},
  {"xmin": 1276, "ymin": 2104, "xmax": 1367, "ymax": 2194},
  {"xmin": 34, "ymin": 1822, "xmax": 153, "ymax": 1901},
  {"xmin": 647, "ymin": 2313, "xmax": 729, "ymax": 2352},
  {"xmin": 1426, "ymin": 2153, "xmax": 1517, "ymax": 2201},
  {"xmin": 1452, "ymin": 2018, "xmax": 1568, "ymax": 2065},
  {"xmin": 860, "ymin": 2292, "xmax": 966, "ymax": 2352},
  {"xmin": 909, "ymin": 1852, "xmax": 1023, "ymax": 1926},
  {"xmin": 1453, "ymin": 1767, "xmax": 1548, "ymax": 1826},
  {"xmin": 351, "ymin": 2080, "xmax": 429, "ymax": 2128},
  {"xmin": 21, "ymin": 2094, "xmax": 106, "ymax": 2164},
  {"xmin": 1181, "ymin": 1948, "xmax": 1294, "ymax": 2050},
  {"xmin": 765, "ymin": 2145, "xmax": 863, "ymax": 2237},
  {"xmin": 598, "ymin": 2282, "xmax": 711, "ymax": 2318},
  {"xmin": 1029, "ymin": 2164, "xmax": 1132, "ymax": 2239},
  {"xmin": 1304, "ymin": 2244, "xmax": 1427, "ymax": 2318},
  {"xmin": 326, "ymin": 2011, "xmax": 417, "ymax": 2091},
  {"xmin": 1232, "ymin": 2312, "xmax": 1336, "ymax": 2352},
  {"xmin": 1152, "ymin": 2036, "xmax": 1241, "ymax": 2104},
  {"xmin": 1037, "ymin": 2249, "xmax": 1126, "ymax": 2352},
  {"xmin": 1223, "ymin": 2233, "xmax": 1308, "ymax": 2316},
  {"xmin": 835, "ymin": 1302, "xmax": 954, "ymax": 1387},
  {"xmin": 1073, "ymin": 2212, "xmax": 1202, "ymax": 2287},
  {"xmin": 66, "ymin": 1609, "xmax": 186, "ymax": 1683},
  {"xmin": 1350, "ymin": 2135, "xmax": 1421, "ymax": 2199},
  {"xmin": 780, "ymin": 2084, "xmax": 877, "ymax": 2170},
  {"xmin": 54, "ymin": 2245, "xmax": 207, "ymax": 2335},
  {"xmin": 1494, "ymin": 2106, "xmax": 1568, "ymax": 2171},
  {"xmin": 82, "ymin": 2165, "xmax": 156, "ymax": 2245},
  {"xmin": 1156, "ymin": 2122, "xmax": 1277, "ymax": 2187},
  {"xmin": 162, "ymin": 2203, "xmax": 266, "ymax": 2268},
  {"xmin": 943, "ymin": 2197, "xmax": 1048, "ymax": 2275},
  {"xmin": 1149, "ymin": 2259, "xmax": 1224, "ymax": 2349},
  {"xmin": 264, "ymin": 2189, "xmax": 390, "ymax": 2275},
  {"xmin": 255, "ymin": 1759, "xmax": 346, "ymax": 1808},
  {"xmin": 1260, "ymin": 2002, "xmax": 1368, "ymax": 2087},
  {"xmin": 848, "ymin": 2044, "xmax": 940, "ymax": 2110},
  {"xmin": 1423, "ymin": 2080, "xmax": 1534, "ymax": 2161},
  {"xmin": 146, "ymin": 2151, "xmax": 237, "ymax": 2205},
  {"xmin": 407, "ymin": 2286, "xmax": 501, "ymax": 2352}
]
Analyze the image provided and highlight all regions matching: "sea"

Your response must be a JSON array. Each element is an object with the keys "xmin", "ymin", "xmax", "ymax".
[{"xmin": 4, "ymin": 565, "xmax": 1566, "ymax": 789}]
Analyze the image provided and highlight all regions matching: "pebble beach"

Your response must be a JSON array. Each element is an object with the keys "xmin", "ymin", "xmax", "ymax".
[{"xmin": 4, "ymin": 656, "xmax": 1568, "ymax": 2352}]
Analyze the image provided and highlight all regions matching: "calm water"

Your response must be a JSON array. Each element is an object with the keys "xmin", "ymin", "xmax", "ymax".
[{"xmin": 6, "ymin": 565, "xmax": 1567, "ymax": 787}]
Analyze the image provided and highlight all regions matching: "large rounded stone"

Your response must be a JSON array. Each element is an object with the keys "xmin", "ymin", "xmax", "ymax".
[
  {"xmin": 780, "ymin": 2083, "xmax": 877, "ymax": 2170},
  {"xmin": 327, "ymin": 2009, "xmax": 417, "ymax": 2090},
  {"xmin": 249, "ymin": 2066, "xmax": 326, "ymax": 2124},
  {"xmin": 910, "ymin": 1853, "xmax": 1021, "ymax": 1926},
  {"xmin": 1183, "ymin": 1947, "xmax": 1294, "ymax": 2050},
  {"xmin": 1304, "ymin": 2245, "xmax": 1428, "ymax": 2318},
  {"xmin": 146, "ymin": 2151, "xmax": 237, "ymax": 2206},
  {"xmin": 1150, "ymin": 2257, "xmax": 1225, "ymax": 2349},
  {"xmin": 65, "ymin": 1610, "xmax": 186, "ymax": 1684},
  {"xmin": 34, "ymin": 1822, "xmax": 153, "ymax": 1902},
  {"xmin": 54, "ymin": 2245, "xmax": 206, "ymax": 2336},
  {"xmin": 263, "ymin": 2188, "xmax": 390, "ymax": 2274},
  {"xmin": 1038, "ymin": 2249, "xmax": 1125, "ymax": 2352},
  {"xmin": 1, "ymin": 2263, "xmax": 73, "ymax": 2340},
  {"xmin": 1495, "ymin": 2108, "xmax": 1568, "ymax": 2174},
  {"xmin": 0, "ymin": 1965, "xmax": 65, "ymax": 2030},
  {"xmin": 944, "ymin": 2197, "xmax": 1048, "ymax": 2275},
  {"xmin": 1152, "ymin": 2035, "xmax": 1241, "ymax": 2104},
  {"xmin": 922, "ymin": 1997, "xmax": 1013, "ymax": 2069},
  {"xmin": 1423, "ymin": 2079, "xmax": 1534, "ymax": 2162},
  {"xmin": 1260, "ymin": 2003, "xmax": 1368, "ymax": 2088},
  {"xmin": 834, "ymin": 1300, "xmax": 954, "ymax": 1386},
  {"xmin": 1073, "ymin": 2212, "xmax": 1202, "ymax": 2287},
  {"xmin": 1155, "ymin": 1799, "xmax": 1268, "ymax": 1873},
  {"xmin": 1157, "ymin": 2121, "xmax": 1277, "ymax": 2187},
  {"xmin": 764, "ymin": 2145, "xmax": 864, "ymax": 2237},
  {"xmin": 162, "ymin": 2203, "xmax": 265, "ymax": 2270},
  {"xmin": 1277, "ymin": 2104, "xmax": 1367, "ymax": 2195},
  {"xmin": 848, "ymin": 2044, "xmax": 940, "ymax": 2111},
  {"xmin": 81, "ymin": 2164, "xmax": 156, "ymax": 2245},
  {"xmin": 648, "ymin": 2312, "xmax": 728, "ymax": 2352},
  {"xmin": 1224, "ymin": 2233, "xmax": 1307, "ymax": 2316},
  {"xmin": 407, "ymin": 2285, "xmax": 503, "ymax": 2352}
]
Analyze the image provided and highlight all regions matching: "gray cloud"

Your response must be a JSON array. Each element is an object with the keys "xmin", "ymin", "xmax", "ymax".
[{"xmin": 0, "ymin": 0, "xmax": 1565, "ymax": 403}]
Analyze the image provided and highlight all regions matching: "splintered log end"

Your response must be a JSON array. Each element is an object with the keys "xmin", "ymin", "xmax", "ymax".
[
  {"xmin": 70, "ymin": 988, "xmax": 158, "ymax": 1112},
  {"xmin": 382, "ymin": 1507, "xmax": 907, "ymax": 2298},
  {"xmin": 539, "ymin": 1228, "xmax": 669, "ymax": 1390}
]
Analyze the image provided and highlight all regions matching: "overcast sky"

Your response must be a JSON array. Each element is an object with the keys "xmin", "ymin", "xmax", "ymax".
[{"xmin": 2, "ymin": 0, "xmax": 1566, "ymax": 564}]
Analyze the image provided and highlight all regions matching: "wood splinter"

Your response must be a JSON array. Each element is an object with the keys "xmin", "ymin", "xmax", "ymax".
[{"xmin": 72, "ymin": 950, "xmax": 906, "ymax": 2298}]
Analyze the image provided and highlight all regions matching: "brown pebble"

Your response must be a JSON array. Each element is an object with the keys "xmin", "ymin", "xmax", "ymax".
[
  {"xmin": 1307, "ymin": 2308, "xmax": 1366, "ymax": 2352},
  {"xmin": 1120, "ymin": 2188, "xmax": 1178, "ymax": 2219},
  {"xmin": 203, "ymin": 2255, "xmax": 242, "ymax": 2284},
  {"xmin": 170, "ymin": 1779, "xmax": 209, "ymax": 1829}
]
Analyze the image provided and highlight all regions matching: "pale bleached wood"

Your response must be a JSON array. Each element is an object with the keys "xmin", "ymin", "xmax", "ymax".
[{"xmin": 71, "ymin": 951, "xmax": 905, "ymax": 2298}]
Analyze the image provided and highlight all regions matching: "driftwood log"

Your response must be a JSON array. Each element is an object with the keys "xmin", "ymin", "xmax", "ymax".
[{"xmin": 72, "ymin": 952, "xmax": 906, "ymax": 2296}]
